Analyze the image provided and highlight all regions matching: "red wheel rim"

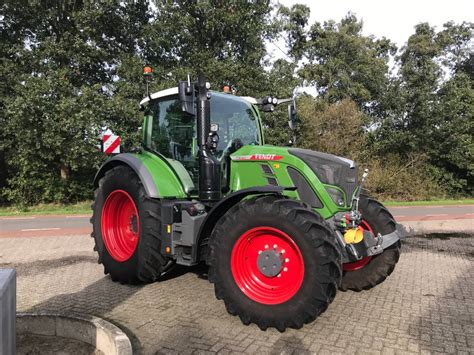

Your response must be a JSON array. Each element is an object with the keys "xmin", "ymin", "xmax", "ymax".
[
  {"xmin": 231, "ymin": 226, "xmax": 304, "ymax": 305},
  {"xmin": 101, "ymin": 189, "xmax": 140, "ymax": 262},
  {"xmin": 343, "ymin": 220, "xmax": 373, "ymax": 271}
]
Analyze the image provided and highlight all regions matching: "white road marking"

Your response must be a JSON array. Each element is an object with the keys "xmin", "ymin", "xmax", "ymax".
[
  {"xmin": 0, "ymin": 217, "xmax": 36, "ymax": 220},
  {"xmin": 426, "ymin": 214, "xmax": 449, "ymax": 217},
  {"xmin": 21, "ymin": 228, "xmax": 61, "ymax": 232}
]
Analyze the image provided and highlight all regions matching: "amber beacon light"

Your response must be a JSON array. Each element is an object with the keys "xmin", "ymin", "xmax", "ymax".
[{"xmin": 143, "ymin": 65, "xmax": 153, "ymax": 76}]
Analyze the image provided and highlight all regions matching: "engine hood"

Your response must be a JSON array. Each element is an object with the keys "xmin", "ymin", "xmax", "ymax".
[{"xmin": 289, "ymin": 148, "xmax": 359, "ymax": 205}]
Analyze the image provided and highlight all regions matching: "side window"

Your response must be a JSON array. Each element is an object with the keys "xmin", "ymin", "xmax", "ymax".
[{"xmin": 149, "ymin": 98, "xmax": 198, "ymax": 183}]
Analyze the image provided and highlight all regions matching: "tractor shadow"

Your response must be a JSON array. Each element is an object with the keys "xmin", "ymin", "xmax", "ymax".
[
  {"xmin": 22, "ymin": 259, "xmax": 209, "ymax": 353},
  {"xmin": 270, "ymin": 335, "xmax": 309, "ymax": 354},
  {"xmin": 160, "ymin": 262, "xmax": 208, "ymax": 282},
  {"xmin": 25, "ymin": 272, "xmax": 143, "ymax": 351}
]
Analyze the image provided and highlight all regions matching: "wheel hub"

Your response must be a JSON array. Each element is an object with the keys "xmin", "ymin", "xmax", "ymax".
[
  {"xmin": 231, "ymin": 226, "xmax": 304, "ymax": 305},
  {"xmin": 257, "ymin": 249, "xmax": 284, "ymax": 277}
]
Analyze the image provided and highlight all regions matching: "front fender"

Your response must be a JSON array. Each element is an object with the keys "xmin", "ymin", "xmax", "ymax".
[{"xmin": 196, "ymin": 186, "xmax": 294, "ymax": 262}]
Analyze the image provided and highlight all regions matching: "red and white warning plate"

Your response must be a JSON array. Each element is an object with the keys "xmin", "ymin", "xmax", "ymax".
[{"xmin": 102, "ymin": 129, "xmax": 120, "ymax": 154}]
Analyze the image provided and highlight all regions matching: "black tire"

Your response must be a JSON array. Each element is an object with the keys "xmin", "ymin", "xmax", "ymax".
[
  {"xmin": 91, "ymin": 165, "xmax": 169, "ymax": 284},
  {"xmin": 207, "ymin": 195, "xmax": 342, "ymax": 331},
  {"xmin": 340, "ymin": 195, "xmax": 401, "ymax": 291}
]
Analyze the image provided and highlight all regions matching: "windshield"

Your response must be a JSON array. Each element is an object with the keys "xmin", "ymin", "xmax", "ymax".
[{"xmin": 210, "ymin": 93, "xmax": 260, "ymax": 159}]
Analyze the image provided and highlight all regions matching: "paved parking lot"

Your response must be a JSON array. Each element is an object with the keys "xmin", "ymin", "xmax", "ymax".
[{"xmin": 1, "ymin": 232, "xmax": 473, "ymax": 354}]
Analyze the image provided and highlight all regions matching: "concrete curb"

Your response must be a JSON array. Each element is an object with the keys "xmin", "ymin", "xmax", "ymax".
[
  {"xmin": 17, "ymin": 312, "xmax": 132, "ymax": 355},
  {"xmin": 401, "ymin": 220, "xmax": 473, "ymax": 235}
]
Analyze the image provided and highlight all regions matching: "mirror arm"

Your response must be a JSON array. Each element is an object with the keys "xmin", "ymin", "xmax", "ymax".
[{"xmin": 277, "ymin": 98, "xmax": 292, "ymax": 104}]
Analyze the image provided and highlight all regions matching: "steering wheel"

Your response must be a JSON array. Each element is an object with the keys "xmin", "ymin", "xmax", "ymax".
[{"xmin": 219, "ymin": 138, "xmax": 244, "ymax": 161}]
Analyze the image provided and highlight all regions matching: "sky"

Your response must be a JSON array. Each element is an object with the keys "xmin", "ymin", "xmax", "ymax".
[{"xmin": 269, "ymin": 0, "xmax": 473, "ymax": 58}]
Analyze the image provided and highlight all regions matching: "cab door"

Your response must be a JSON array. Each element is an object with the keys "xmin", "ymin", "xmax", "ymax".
[{"xmin": 144, "ymin": 96, "xmax": 198, "ymax": 192}]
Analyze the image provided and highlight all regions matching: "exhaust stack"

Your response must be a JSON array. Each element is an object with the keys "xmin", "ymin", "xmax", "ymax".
[{"xmin": 196, "ymin": 74, "xmax": 221, "ymax": 201}]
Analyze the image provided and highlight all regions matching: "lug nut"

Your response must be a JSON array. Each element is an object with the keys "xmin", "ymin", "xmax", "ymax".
[
  {"xmin": 283, "ymin": 267, "xmax": 288, "ymax": 272},
  {"xmin": 264, "ymin": 244, "xmax": 269, "ymax": 249},
  {"xmin": 273, "ymin": 244, "xmax": 277, "ymax": 249},
  {"xmin": 285, "ymin": 258, "xmax": 289, "ymax": 263}
]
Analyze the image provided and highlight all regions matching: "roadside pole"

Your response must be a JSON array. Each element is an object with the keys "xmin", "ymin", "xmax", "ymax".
[{"xmin": 0, "ymin": 269, "xmax": 16, "ymax": 355}]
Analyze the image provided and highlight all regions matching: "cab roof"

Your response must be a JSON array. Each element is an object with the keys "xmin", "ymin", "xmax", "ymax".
[{"xmin": 139, "ymin": 87, "xmax": 257, "ymax": 107}]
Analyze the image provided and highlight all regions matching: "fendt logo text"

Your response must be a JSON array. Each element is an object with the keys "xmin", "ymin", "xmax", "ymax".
[{"xmin": 232, "ymin": 154, "xmax": 283, "ymax": 161}]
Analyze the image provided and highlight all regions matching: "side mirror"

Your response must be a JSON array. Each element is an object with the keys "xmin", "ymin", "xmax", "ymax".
[
  {"xmin": 179, "ymin": 75, "xmax": 195, "ymax": 115},
  {"xmin": 288, "ymin": 100, "xmax": 297, "ymax": 130}
]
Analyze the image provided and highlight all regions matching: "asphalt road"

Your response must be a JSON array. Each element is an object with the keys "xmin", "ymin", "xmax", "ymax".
[{"xmin": 0, "ymin": 205, "xmax": 473, "ymax": 238}]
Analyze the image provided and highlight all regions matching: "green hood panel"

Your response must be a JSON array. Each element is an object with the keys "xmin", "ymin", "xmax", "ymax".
[{"xmin": 229, "ymin": 145, "xmax": 350, "ymax": 218}]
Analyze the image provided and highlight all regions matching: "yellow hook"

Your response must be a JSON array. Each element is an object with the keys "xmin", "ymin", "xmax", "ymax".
[{"xmin": 344, "ymin": 228, "xmax": 364, "ymax": 244}]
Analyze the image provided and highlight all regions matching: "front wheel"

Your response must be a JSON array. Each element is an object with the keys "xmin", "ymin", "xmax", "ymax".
[
  {"xmin": 340, "ymin": 195, "xmax": 401, "ymax": 291},
  {"xmin": 207, "ymin": 196, "xmax": 342, "ymax": 331}
]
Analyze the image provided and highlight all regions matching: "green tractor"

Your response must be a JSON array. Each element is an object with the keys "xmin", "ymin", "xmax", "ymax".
[{"xmin": 91, "ymin": 73, "xmax": 404, "ymax": 331}]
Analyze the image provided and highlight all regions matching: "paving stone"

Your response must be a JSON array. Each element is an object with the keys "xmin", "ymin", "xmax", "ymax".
[{"xmin": 0, "ymin": 233, "xmax": 472, "ymax": 354}]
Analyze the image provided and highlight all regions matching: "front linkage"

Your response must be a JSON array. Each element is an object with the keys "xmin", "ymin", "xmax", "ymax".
[{"xmin": 330, "ymin": 169, "xmax": 406, "ymax": 265}]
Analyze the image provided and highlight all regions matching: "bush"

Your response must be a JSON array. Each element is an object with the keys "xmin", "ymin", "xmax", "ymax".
[
  {"xmin": 298, "ymin": 97, "xmax": 367, "ymax": 161},
  {"xmin": 294, "ymin": 96, "xmax": 445, "ymax": 201},
  {"xmin": 363, "ymin": 154, "xmax": 444, "ymax": 201}
]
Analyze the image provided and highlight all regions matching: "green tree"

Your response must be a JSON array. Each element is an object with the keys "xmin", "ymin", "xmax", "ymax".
[
  {"xmin": 432, "ymin": 70, "xmax": 473, "ymax": 193},
  {"xmin": 145, "ymin": 0, "xmax": 275, "ymax": 96},
  {"xmin": 1, "ymin": 0, "xmax": 280, "ymax": 205},
  {"xmin": 0, "ymin": 0, "xmax": 39, "ymax": 198},
  {"xmin": 378, "ymin": 21, "xmax": 473, "ymax": 193},
  {"xmin": 276, "ymin": 3, "xmax": 311, "ymax": 61},
  {"xmin": 262, "ymin": 59, "xmax": 300, "ymax": 146},
  {"xmin": 1, "ymin": 1, "xmax": 150, "ymax": 204},
  {"xmin": 278, "ymin": 11, "xmax": 396, "ymax": 117}
]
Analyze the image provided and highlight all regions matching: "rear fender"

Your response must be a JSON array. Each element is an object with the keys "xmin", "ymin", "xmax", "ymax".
[{"xmin": 93, "ymin": 153, "xmax": 187, "ymax": 199}]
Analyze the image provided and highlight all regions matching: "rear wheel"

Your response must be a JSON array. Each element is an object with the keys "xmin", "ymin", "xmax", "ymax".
[
  {"xmin": 208, "ymin": 196, "xmax": 341, "ymax": 331},
  {"xmin": 91, "ymin": 165, "xmax": 169, "ymax": 284},
  {"xmin": 340, "ymin": 196, "xmax": 401, "ymax": 291}
]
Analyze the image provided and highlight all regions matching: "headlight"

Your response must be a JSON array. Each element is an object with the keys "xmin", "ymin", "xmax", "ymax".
[{"xmin": 325, "ymin": 186, "xmax": 346, "ymax": 206}]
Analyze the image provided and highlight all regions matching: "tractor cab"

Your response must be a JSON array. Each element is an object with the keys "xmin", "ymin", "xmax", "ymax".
[{"xmin": 140, "ymin": 88, "xmax": 264, "ymax": 194}]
